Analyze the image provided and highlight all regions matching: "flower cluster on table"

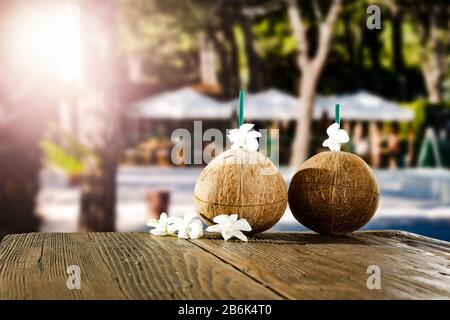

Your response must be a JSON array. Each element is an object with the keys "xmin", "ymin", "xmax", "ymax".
[{"xmin": 147, "ymin": 213, "xmax": 252, "ymax": 242}]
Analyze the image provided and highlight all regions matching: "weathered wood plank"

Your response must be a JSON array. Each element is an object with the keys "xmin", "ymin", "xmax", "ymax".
[
  {"xmin": 0, "ymin": 232, "xmax": 281, "ymax": 300},
  {"xmin": 1, "ymin": 231, "xmax": 449, "ymax": 300},
  {"xmin": 189, "ymin": 231, "xmax": 450, "ymax": 299},
  {"xmin": 0, "ymin": 233, "xmax": 129, "ymax": 299}
]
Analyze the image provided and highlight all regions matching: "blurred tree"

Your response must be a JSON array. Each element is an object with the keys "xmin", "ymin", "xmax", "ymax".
[
  {"xmin": 0, "ymin": 1, "xmax": 58, "ymax": 237},
  {"xmin": 287, "ymin": 0, "xmax": 342, "ymax": 166},
  {"xmin": 205, "ymin": 2, "xmax": 241, "ymax": 97},
  {"xmin": 341, "ymin": 2, "xmax": 356, "ymax": 65},
  {"xmin": 118, "ymin": 0, "xmax": 444, "ymax": 104},
  {"xmin": 250, "ymin": 6, "xmax": 298, "ymax": 91},
  {"xmin": 120, "ymin": 0, "xmax": 202, "ymax": 87},
  {"xmin": 408, "ymin": 0, "xmax": 450, "ymax": 103},
  {"xmin": 388, "ymin": 1, "xmax": 405, "ymax": 73},
  {"xmin": 119, "ymin": 0, "xmax": 271, "ymax": 97},
  {"xmin": 314, "ymin": 0, "xmax": 426, "ymax": 101},
  {"xmin": 240, "ymin": 12, "xmax": 262, "ymax": 91},
  {"xmin": 78, "ymin": 0, "xmax": 124, "ymax": 231}
]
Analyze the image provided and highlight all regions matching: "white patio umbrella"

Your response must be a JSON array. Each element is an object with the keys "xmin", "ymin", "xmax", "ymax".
[
  {"xmin": 228, "ymin": 89, "xmax": 413, "ymax": 122},
  {"xmin": 127, "ymin": 87, "xmax": 233, "ymax": 120},
  {"xmin": 129, "ymin": 88, "xmax": 413, "ymax": 122},
  {"xmin": 227, "ymin": 89, "xmax": 301, "ymax": 121},
  {"xmin": 316, "ymin": 91, "xmax": 414, "ymax": 121}
]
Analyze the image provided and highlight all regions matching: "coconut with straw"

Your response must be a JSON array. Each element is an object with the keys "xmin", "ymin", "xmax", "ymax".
[
  {"xmin": 194, "ymin": 90, "xmax": 288, "ymax": 234},
  {"xmin": 288, "ymin": 104, "xmax": 380, "ymax": 235}
]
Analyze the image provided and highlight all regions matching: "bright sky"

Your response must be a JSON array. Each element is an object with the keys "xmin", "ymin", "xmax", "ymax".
[{"xmin": 10, "ymin": 3, "xmax": 82, "ymax": 85}]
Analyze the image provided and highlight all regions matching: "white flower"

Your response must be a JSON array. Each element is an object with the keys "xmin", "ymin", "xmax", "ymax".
[
  {"xmin": 227, "ymin": 123, "xmax": 262, "ymax": 152},
  {"xmin": 206, "ymin": 214, "xmax": 252, "ymax": 242},
  {"xmin": 146, "ymin": 212, "xmax": 176, "ymax": 236},
  {"xmin": 169, "ymin": 212, "xmax": 204, "ymax": 239},
  {"xmin": 322, "ymin": 122, "xmax": 350, "ymax": 151}
]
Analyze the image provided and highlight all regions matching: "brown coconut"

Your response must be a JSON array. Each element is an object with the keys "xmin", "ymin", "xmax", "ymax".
[
  {"xmin": 288, "ymin": 151, "xmax": 379, "ymax": 235},
  {"xmin": 194, "ymin": 148, "xmax": 288, "ymax": 234}
]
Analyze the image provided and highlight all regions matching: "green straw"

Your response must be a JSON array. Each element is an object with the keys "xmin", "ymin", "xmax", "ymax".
[
  {"xmin": 238, "ymin": 89, "xmax": 244, "ymax": 127},
  {"xmin": 335, "ymin": 103, "xmax": 340, "ymax": 127}
]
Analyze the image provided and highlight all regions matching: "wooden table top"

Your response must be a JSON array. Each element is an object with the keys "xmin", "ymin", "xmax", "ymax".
[{"xmin": 0, "ymin": 231, "xmax": 449, "ymax": 300}]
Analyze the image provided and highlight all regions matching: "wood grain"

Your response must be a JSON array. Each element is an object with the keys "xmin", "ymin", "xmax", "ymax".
[
  {"xmin": 0, "ymin": 231, "xmax": 448, "ymax": 300},
  {"xmin": 190, "ymin": 231, "xmax": 450, "ymax": 299},
  {"xmin": 0, "ymin": 232, "xmax": 280, "ymax": 299}
]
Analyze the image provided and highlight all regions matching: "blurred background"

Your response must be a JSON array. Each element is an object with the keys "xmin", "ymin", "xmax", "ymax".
[{"xmin": 1, "ymin": 0, "xmax": 449, "ymax": 240}]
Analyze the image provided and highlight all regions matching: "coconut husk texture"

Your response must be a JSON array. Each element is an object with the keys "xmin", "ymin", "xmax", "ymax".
[
  {"xmin": 288, "ymin": 151, "xmax": 379, "ymax": 235},
  {"xmin": 194, "ymin": 148, "xmax": 288, "ymax": 234}
]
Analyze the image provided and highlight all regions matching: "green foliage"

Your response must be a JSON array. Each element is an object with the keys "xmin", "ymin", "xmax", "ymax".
[
  {"xmin": 253, "ymin": 15, "xmax": 296, "ymax": 59},
  {"xmin": 402, "ymin": 22, "xmax": 421, "ymax": 68},
  {"xmin": 40, "ymin": 127, "xmax": 97, "ymax": 176},
  {"xmin": 40, "ymin": 141, "xmax": 85, "ymax": 176},
  {"xmin": 251, "ymin": 12, "xmax": 298, "ymax": 91},
  {"xmin": 401, "ymin": 99, "xmax": 427, "ymax": 135},
  {"xmin": 400, "ymin": 99, "xmax": 450, "ymax": 144},
  {"xmin": 119, "ymin": 0, "xmax": 221, "ymax": 85},
  {"xmin": 117, "ymin": 0, "xmax": 446, "ymax": 104},
  {"xmin": 119, "ymin": 0, "xmax": 197, "ymax": 84}
]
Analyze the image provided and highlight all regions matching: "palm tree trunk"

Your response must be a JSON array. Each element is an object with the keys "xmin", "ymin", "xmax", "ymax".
[
  {"xmin": 291, "ymin": 69, "xmax": 319, "ymax": 166},
  {"xmin": 79, "ymin": 147, "xmax": 118, "ymax": 231},
  {"xmin": 0, "ymin": 142, "xmax": 42, "ymax": 237},
  {"xmin": 287, "ymin": 0, "xmax": 341, "ymax": 167},
  {"xmin": 78, "ymin": 0, "xmax": 122, "ymax": 231}
]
